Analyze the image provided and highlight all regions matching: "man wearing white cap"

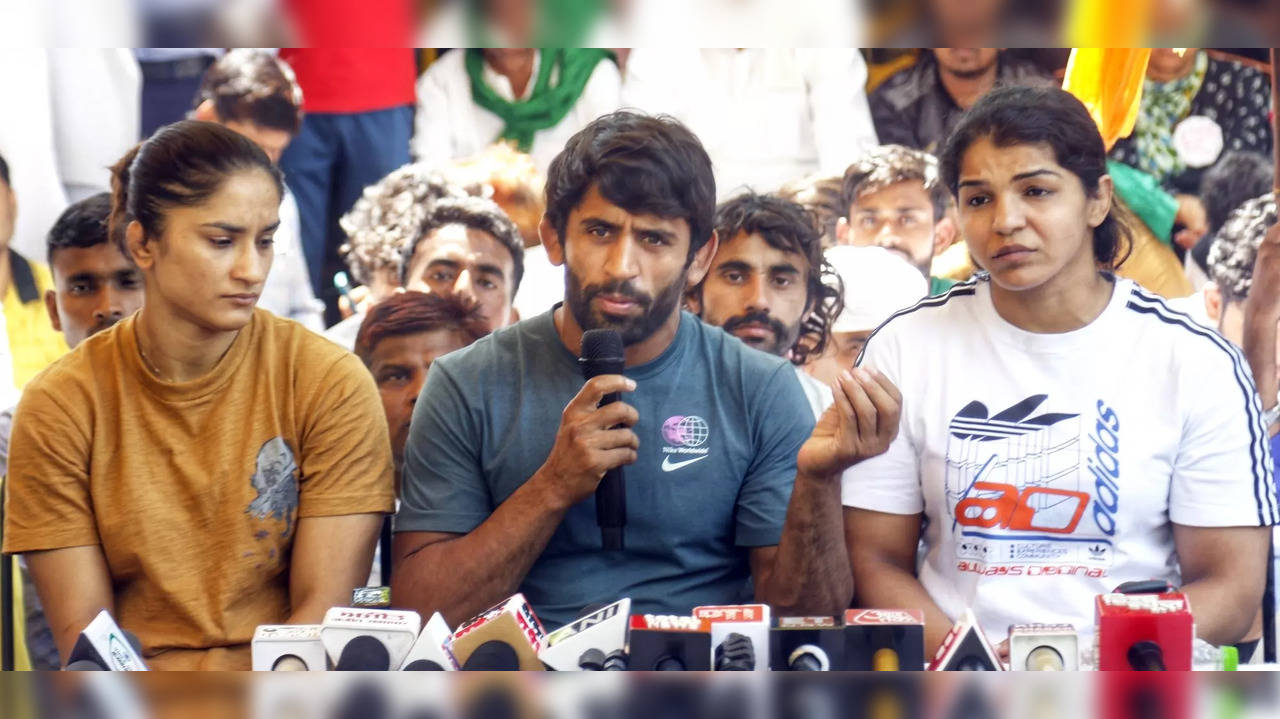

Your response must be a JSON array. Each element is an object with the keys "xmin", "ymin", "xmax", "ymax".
[{"xmin": 806, "ymin": 245, "xmax": 928, "ymax": 388}]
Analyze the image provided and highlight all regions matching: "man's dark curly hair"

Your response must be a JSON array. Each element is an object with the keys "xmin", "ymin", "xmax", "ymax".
[{"xmin": 695, "ymin": 191, "xmax": 843, "ymax": 365}]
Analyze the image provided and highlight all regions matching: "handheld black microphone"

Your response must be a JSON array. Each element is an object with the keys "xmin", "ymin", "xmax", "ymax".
[
  {"xmin": 334, "ymin": 635, "xmax": 391, "ymax": 671},
  {"xmin": 579, "ymin": 328, "xmax": 626, "ymax": 551},
  {"xmin": 462, "ymin": 640, "xmax": 520, "ymax": 670}
]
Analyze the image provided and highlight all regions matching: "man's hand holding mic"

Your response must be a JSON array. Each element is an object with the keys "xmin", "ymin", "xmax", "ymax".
[
  {"xmin": 798, "ymin": 367, "xmax": 902, "ymax": 479},
  {"xmin": 535, "ymin": 375, "xmax": 639, "ymax": 511}
]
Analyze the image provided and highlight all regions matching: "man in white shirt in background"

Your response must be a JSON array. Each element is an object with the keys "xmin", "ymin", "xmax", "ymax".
[
  {"xmin": 413, "ymin": 48, "xmax": 621, "ymax": 175},
  {"xmin": 690, "ymin": 191, "xmax": 843, "ymax": 418},
  {"xmin": 622, "ymin": 49, "xmax": 878, "ymax": 201}
]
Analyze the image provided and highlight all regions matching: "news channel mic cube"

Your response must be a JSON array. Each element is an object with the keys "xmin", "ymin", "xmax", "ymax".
[
  {"xmin": 1095, "ymin": 592, "xmax": 1193, "ymax": 671},
  {"xmin": 321, "ymin": 607, "xmax": 422, "ymax": 668},
  {"xmin": 1008, "ymin": 624, "xmax": 1079, "ymax": 671},
  {"xmin": 844, "ymin": 609, "xmax": 925, "ymax": 670},
  {"xmin": 693, "ymin": 604, "xmax": 771, "ymax": 672},
  {"xmin": 252, "ymin": 625, "xmax": 328, "ymax": 671},
  {"xmin": 627, "ymin": 615, "xmax": 713, "ymax": 671},
  {"xmin": 769, "ymin": 616, "xmax": 845, "ymax": 671},
  {"xmin": 927, "ymin": 609, "xmax": 1004, "ymax": 671},
  {"xmin": 449, "ymin": 593, "xmax": 549, "ymax": 670}
]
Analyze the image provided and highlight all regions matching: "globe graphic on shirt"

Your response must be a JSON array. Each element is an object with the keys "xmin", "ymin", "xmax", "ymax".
[{"xmin": 662, "ymin": 415, "xmax": 710, "ymax": 447}]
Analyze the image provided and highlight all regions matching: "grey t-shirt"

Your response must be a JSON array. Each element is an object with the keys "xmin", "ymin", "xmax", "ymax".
[{"xmin": 397, "ymin": 308, "xmax": 815, "ymax": 627}]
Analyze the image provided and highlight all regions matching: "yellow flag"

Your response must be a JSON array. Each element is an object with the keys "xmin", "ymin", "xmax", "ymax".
[{"xmin": 1062, "ymin": 48, "xmax": 1151, "ymax": 151}]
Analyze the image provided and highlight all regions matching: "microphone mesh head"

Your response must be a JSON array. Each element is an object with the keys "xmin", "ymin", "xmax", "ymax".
[
  {"xmin": 580, "ymin": 329, "xmax": 624, "ymax": 360},
  {"xmin": 336, "ymin": 635, "xmax": 391, "ymax": 671}
]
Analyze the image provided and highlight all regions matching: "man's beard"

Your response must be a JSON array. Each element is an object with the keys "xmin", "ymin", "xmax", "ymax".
[
  {"xmin": 565, "ymin": 268, "xmax": 688, "ymax": 346},
  {"xmin": 721, "ymin": 310, "xmax": 800, "ymax": 357}
]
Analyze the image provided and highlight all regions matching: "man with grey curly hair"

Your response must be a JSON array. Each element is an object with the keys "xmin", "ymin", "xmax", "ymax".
[
  {"xmin": 1205, "ymin": 194, "xmax": 1277, "ymax": 357},
  {"xmin": 323, "ymin": 165, "xmax": 467, "ymax": 349}
]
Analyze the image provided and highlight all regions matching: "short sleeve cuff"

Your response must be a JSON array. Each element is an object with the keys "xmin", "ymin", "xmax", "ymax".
[
  {"xmin": 841, "ymin": 471, "xmax": 924, "ymax": 514},
  {"xmin": 298, "ymin": 493, "xmax": 394, "ymax": 519},
  {"xmin": 1170, "ymin": 501, "xmax": 1280, "ymax": 528},
  {"xmin": 735, "ymin": 524, "xmax": 784, "ymax": 548},
  {"xmin": 393, "ymin": 509, "xmax": 489, "ymax": 535},
  {"xmin": 2, "ymin": 528, "xmax": 101, "ymax": 554}
]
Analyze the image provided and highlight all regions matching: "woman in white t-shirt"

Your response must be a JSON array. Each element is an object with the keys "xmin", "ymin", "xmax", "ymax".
[{"xmin": 843, "ymin": 85, "xmax": 1278, "ymax": 662}]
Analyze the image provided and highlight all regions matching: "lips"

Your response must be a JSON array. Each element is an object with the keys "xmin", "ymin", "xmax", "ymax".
[
  {"xmin": 992, "ymin": 244, "xmax": 1034, "ymax": 260},
  {"xmin": 595, "ymin": 294, "xmax": 640, "ymax": 314},
  {"xmin": 224, "ymin": 294, "xmax": 260, "ymax": 306},
  {"xmin": 733, "ymin": 323, "xmax": 776, "ymax": 342}
]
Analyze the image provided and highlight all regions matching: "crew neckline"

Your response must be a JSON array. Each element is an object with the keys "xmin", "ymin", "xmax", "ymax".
[
  {"xmin": 121, "ymin": 309, "xmax": 258, "ymax": 403},
  {"xmin": 973, "ymin": 275, "xmax": 1132, "ymax": 355}
]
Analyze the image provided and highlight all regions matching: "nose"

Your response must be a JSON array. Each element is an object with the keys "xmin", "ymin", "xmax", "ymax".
[
  {"xmin": 743, "ymin": 274, "xmax": 770, "ymax": 314},
  {"xmin": 604, "ymin": 233, "xmax": 641, "ymax": 281},
  {"xmin": 232, "ymin": 240, "xmax": 270, "ymax": 286},
  {"xmin": 94, "ymin": 288, "xmax": 127, "ymax": 324},
  {"xmin": 992, "ymin": 195, "xmax": 1027, "ymax": 236},
  {"xmin": 873, "ymin": 222, "xmax": 900, "ymax": 249},
  {"xmin": 450, "ymin": 268, "xmax": 478, "ymax": 309}
]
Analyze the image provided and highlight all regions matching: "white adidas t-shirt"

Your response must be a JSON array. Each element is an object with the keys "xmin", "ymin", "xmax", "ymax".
[{"xmin": 842, "ymin": 277, "xmax": 1279, "ymax": 642}]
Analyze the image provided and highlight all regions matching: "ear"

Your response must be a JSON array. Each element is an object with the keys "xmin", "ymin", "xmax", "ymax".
[
  {"xmin": 1087, "ymin": 175, "xmax": 1114, "ymax": 229},
  {"xmin": 685, "ymin": 230, "xmax": 719, "ymax": 287},
  {"xmin": 126, "ymin": 220, "xmax": 155, "ymax": 271},
  {"xmin": 835, "ymin": 216, "xmax": 850, "ymax": 245},
  {"xmin": 539, "ymin": 215, "xmax": 564, "ymax": 267},
  {"xmin": 684, "ymin": 288, "xmax": 702, "ymax": 316},
  {"xmin": 1203, "ymin": 281, "xmax": 1223, "ymax": 322},
  {"xmin": 508, "ymin": 306, "xmax": 520, "ymax": 324},
  {"xmin": 933, "ymin": 214, "xmax": 958, "ymax": 256},
  {"xmin": 44, "ymin": 288, "xmax": 62, "ymax": 332},
  {"xmin": 192, "ymin": 100, "xmax": 218, "ymax": 123}
]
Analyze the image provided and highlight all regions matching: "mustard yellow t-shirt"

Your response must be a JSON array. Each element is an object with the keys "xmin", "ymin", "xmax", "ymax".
[{"xmin": 2, "ymin": 309, "xmax": 394, "ymax": 670}]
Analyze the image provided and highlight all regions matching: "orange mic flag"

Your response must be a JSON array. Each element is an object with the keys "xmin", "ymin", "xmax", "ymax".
[{"xmin": 1062, "ymin": 48, "xmax": 1152, "ymax": 152}]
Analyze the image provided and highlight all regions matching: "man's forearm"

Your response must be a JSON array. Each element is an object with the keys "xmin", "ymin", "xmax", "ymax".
[
  {"xmin": 757, "ymin": 472, "xmax": 852, "ymax": 616},
  {"xmin": 1243, "ymin": 305, "xmax": 1278, "ymax": 433},
  {"xmin": 854, "ymin": 560, "xmax": 954, "ymax": 657},
  {"xmin": 1181, "ymin": 576, "xmax": 1263, "ymax": 646},
  {"xmin": 393, "ymin": 471, "xmax": 570, "ymax": 626}
]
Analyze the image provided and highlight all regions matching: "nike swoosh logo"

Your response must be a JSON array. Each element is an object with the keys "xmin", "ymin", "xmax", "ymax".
[{"xmin": 661, "ymin": 455, "xmax": 709, "ymax": 472}]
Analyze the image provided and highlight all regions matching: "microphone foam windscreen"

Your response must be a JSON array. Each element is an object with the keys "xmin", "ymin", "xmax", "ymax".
[
  {"xmin": 335, "ymin": 635, "xmax": 391, "ymax": 671},
  {"xmin": 580, "ymin": 329, "xmax": 624, "ymax": 361},
  {"xmin": 462, "ymin": 640, "xmax": 520, "ymax": 671}
]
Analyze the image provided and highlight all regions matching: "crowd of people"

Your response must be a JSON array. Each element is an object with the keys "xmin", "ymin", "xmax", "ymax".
[{"xmin": 0, "ymin": 46, "xmax": 1277, "ymax": 670}]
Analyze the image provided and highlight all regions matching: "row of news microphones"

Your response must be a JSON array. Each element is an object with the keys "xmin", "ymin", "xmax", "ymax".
[{"xmin": 68, "ymin": 582, "xmax": 1206, "ymax": 672}]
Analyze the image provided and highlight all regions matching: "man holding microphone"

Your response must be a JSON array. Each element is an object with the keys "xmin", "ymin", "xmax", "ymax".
[{"xmin": 391, "ymin": 111, "xmax": 901, "ymax": 628}]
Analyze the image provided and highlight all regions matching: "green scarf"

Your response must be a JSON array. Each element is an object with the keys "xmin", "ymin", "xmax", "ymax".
[
  {"xmin": 1133, "ymin": 50, "xmax": 1208, "ymax": 185},
  {"xmin": 465, "ymin": 49, "xmax": 611, "ymax": 152}
]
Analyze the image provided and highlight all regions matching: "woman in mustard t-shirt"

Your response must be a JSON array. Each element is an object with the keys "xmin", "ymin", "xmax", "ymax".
[{"xmin": 2, "ymin": 121, "xmax": 395, "ymax": 669}]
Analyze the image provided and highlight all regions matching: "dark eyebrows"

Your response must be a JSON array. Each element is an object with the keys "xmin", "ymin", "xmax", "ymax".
[
  {"xmin": 958, "ymin": 169, "xmax": 1063, "ymax": 189},
  {"xmin": 199, "ymin": 221, "xmax": 281, "ymax": 234},
  {"xmin": 580, "ymin": 217, "xmax": 620, "ymax": 232},
  {"xmin": 1011, "ymin": 169, "xmax": 1062, "ymax": 182},
  {"xmin": 637, "ymin": 227, "xmax": 677, "ymax": 243},
  {"xmin": 715, "ymin": 259, "xmax": 754, "ymax": 273},
  {"xmin": 769, "ymin": 263, "xmax": 801, "ymax": 276},
  {"xmin": 475, "ymin": 262, "xmax": 506, "ymax": 279}
]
